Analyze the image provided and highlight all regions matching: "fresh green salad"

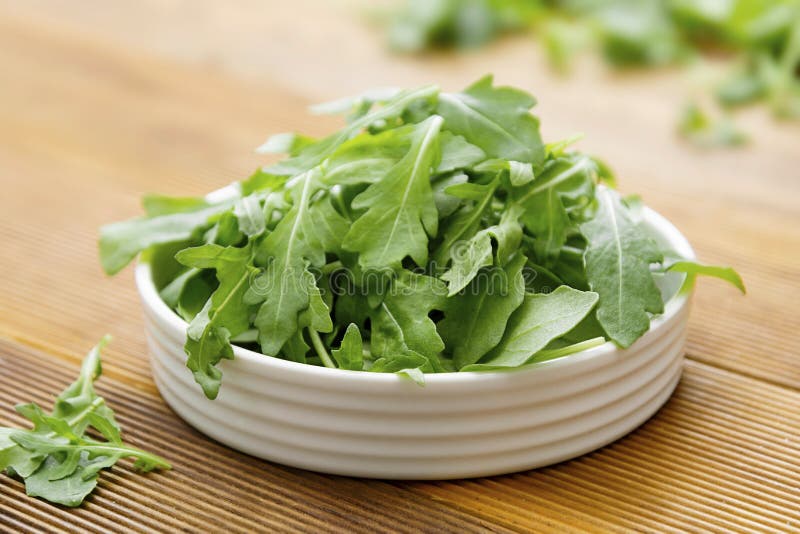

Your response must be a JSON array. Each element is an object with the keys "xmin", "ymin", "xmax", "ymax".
[
  {"xmin": 0, "ymin": 338, "xmax": 170, "ymax": 507},
  {"xmin": 100, "ymin": 76, "xmax": 743, "ymax": 399}
]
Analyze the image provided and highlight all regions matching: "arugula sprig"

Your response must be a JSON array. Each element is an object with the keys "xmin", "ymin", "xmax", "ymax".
[
  {"xmin": 0, "ymin": 337, "xmax": 170, "ymax": 506},
  {"xmin": 100, "ymin": 75, "xmax": 744, "ymax": 398}
]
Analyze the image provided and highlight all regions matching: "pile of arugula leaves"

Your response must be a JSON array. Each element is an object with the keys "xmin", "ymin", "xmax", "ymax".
[
  {"xmin": 387, "ymin": 0, "xmax": 800, "ymax": 140},
  {"xmin": 0, "ymin": 337, "xmax": 170, "ymax": 506},
  {"xmin": 100, "ymin": 76, "xmax": 744, "ymax": 400}
]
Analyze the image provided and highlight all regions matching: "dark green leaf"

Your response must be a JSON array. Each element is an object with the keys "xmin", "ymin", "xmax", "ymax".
[
  {"xmin": 439, "ymin": 253, "xmax": 527, "ymax": 369},
  {"xmin": 581, "ymin": 188, "xmax": 664, "ymax": 347}
]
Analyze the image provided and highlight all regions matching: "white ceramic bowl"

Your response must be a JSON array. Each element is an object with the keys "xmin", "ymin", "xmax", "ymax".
[{"xmin": 137, "ymin": 207, "xmax": 694, "ymax": 480}]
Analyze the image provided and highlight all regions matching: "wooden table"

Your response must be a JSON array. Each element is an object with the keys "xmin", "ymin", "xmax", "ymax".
[{"xmin": 1, "ymin": 1, "xmax": 798, "ymax": 531}]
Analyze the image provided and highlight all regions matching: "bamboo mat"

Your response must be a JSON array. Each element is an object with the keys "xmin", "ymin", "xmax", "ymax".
[{"xmin": 1, "ymin": 1, "xmax": 798, "ymax": 532}]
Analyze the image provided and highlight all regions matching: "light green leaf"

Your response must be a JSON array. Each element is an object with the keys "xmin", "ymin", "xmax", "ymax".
[
  {"xmin": 331, "ymin": 323, "xmax": 364, "ymax": 371},
  {"xmin": 437, "ymin": 75, "xmax": 545, "ymax": 165},
  {"xmin": 0, "ymin": 339, "xmax": 169, "ymax": 507},
  {"xmin": 512, "ymin": 154, "xmax": 596, "ymax": 212},
  {"xmin": 323, "ymin": 126, "xmax": 413, "ymax": 186},
  {"xmin": 248, "ymin": 172, "xmax": 345, "ymax": 357},
  {"xmin": 233, "ymin": 194, "xmax": 266, "ymax": 237},
  {"xmin": 666, "ymin": 260, "xmax": 746, "ymax": 294},
  {"xmin": 343, "ymin": 116, "xmax": 443, "ymax": 269},
  {"xmin": 432, "ymin": 172, "xmax": 469, "ymax": 218},
  {"xmin": 142, "ymin": 194, "xmax": 210, "ymax": 217},
  {"xmin": 177, "ymin": 244, "xmax": 257, "ymax": 399},
  {"xmin": 470, "ymin": 286, "xmax": 599, "ymax": 369},
  {"xmin": 433, "ymin": 178, "xmax": 498, "ymax": 267},
  {"xmin": 523, "ymin": 187, "xmax": 570, "ymax": 267},
  {"xmin": 99, "ymin": 203, "xmax": 232, "ymax": 275},
  {"xmin": 267, "ymin": 85, "xmax": 439, "ymax": 176},
  {"xmin": 397, "ymin": 367, "xmax": 425, "ymax": 386},
  {"xmin": 441, "ymin": 207, "xmax": 522, "ymax": 295},
  {"xmin": 437, "ymin": 132, "xmax": 486, "ymax": 173}
]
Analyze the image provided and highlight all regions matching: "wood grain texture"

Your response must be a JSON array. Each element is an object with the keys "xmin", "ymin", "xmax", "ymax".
[{"xmin": 0, "ymin": 1, "xmax": 798, "ymax": 531}]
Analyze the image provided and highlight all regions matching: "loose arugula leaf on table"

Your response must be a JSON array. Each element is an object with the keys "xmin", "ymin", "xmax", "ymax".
[
  {"xmin": 0, "ymin": 338, "xmax": 169, "ymax": 507},
  {"xmin": 100, "ymin": 76, "xmax": 745, "ymax": 396},
  {"xmin": 678, "ymin": 103, "xmax": 748, "ymax": 148}
]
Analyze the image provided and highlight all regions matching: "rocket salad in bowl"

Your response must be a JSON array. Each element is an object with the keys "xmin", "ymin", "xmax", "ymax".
[
  {"xmin": 101, "ymin": 75, "xmax": 742, "ymax": 398},
  {"xmin": 100, "ymin": 76, "xmax": 743, "ymax": 478}
]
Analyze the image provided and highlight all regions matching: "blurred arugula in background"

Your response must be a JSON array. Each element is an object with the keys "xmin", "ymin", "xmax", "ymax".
[{"xmin": 387, "ymin": 0, "xmax": 800, "ymax": 144}]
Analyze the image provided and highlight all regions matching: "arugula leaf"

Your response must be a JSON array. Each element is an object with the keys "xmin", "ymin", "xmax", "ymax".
[
  {"xmin": 386, "ymin": 1, "xmax": 800, "ymax": 133},
  {"xmin": 370, "ymin": 352, "xmax": 429, "ymax": 374},
  {"xmin": 0, "ymin": 338, "xmax": 169, "ymax": 507},
  {"xmin": 388, "ymin": 0, "xmax": 537, "ymax": 52},
  {"xmin": 678, "ymin": 103, "xmax": 748, "ymax": 147},
  {"xmin": 323, "ymin": 125, "xmax": 413, "ymax": 186},
  {"xmin": 247, "ymin": 171, "xmax": 347, "ymax": 361},
  {"xmin": 439, "ymin": 253, "xmax": 527, "ymax": 369},
  {"xmin": 331, "ymin": 323, "xmax": 364, "ymax": 371},
  {"xmin": 177, "ymin": 243, "xmax": 258, "ymax": 399},
  {"xmin": 523, "ymin": 187, "xmax": 571, "ymax": 267},
  {"xmin": 267, "ymin": 85, "xmax": 439, "ymax": 176},
  {"xmin": 666, "ymin": 260, "xmax": 746, "ymax": 294},
  {"xmin": 369, "ymin": 271, "xmax": 447, "ymax": 367},
  {"xmin": 465, "ymin": 286, "xmax": 599, "ymax": 370},
  {"xmin": 475, "ymin": 158, "xmax": 535, "ymax": 186},
  {"xmin": 437, "ymin": 132, "xmax": 487, "ymax": 173},
  {"xmin": 343, "ymin": 116, "xmax": 443, "ymax": 269},
  {"xmin": 433, "ymin": 178, "xmax": 499, "ymax": 267},
  {"xmin": 397, "ymin": 367, "xmax": 425, "ymax": 386},
  {"xmin": 233, "ymin": 194, "xmax": 267, "ymax": 237},
  {"xmin": 99, "ymin": 203, "xmax": 231, "ymax": 275},
  {"xmin": 256, "ymin": 132, "xmax": 316, "ymax": 155},
  {"xmin": 432, "ymin": 172, "xmax": 469, "ymax": 218},
  {"xmin": 437, "ymin": 75, "xmax": 545, "ymax": 165},
  {"xmin": 142, "ymin": 194, "xmax": 210, "ymax": 217},
  {"xmin": 581, "ymin": 188, "xmax": 664, "ymax": 347},
  {"xmin": 441, "ymin": 205, "xmax": 522, "ymax": 295},
  {"xmin": 512, "ymin": 154, "xmax": 596, "ymax": 212}
]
